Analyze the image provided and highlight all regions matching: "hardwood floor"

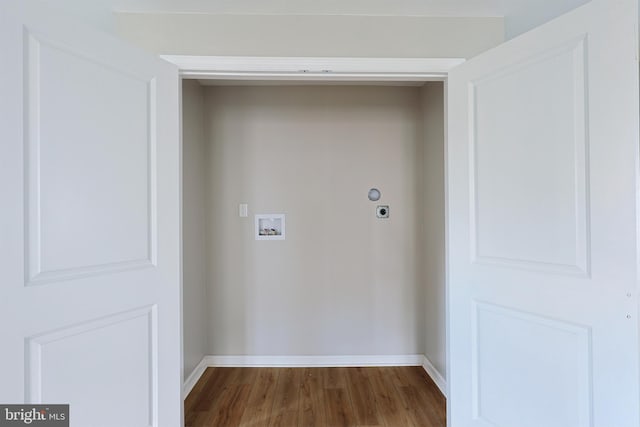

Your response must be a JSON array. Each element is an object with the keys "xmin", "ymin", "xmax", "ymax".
[{"xmin": 185, "ymin": 367, "xmax": 446, "ymax": 427}]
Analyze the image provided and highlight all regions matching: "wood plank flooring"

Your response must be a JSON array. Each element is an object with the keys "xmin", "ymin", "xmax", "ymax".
[{"xmin": 185, "ymin": 367, "xmax": 446, "ymax": 427}]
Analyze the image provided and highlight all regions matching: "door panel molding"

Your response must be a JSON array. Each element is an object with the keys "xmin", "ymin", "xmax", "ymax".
[
  {"xmin": 23, "ymin": 30, "xmax": 159, "ymax": 286},
  {"xmin": 468, "ymin": 36, "xmax": 590, "ymax": 276},
  {"xmin": 471, "ymin": 301, "xmax": 592, "ymax": 427},
  {"xmin": 26, "ymin": 305, "xmax": 158, "ymax": 425}
]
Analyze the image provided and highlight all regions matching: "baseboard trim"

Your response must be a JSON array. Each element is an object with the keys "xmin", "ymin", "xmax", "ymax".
[
  {"xmin": 421, "ymin": 355, "xmax": 447, "ymax": 397},
  {"xmin": 204, "ymin": 354, "xmax": 424, "ymax": 367},
  {"xmin": 183, "ymin": 353, "xmax": 446, "ymax": 399},
  {"xmin": 183, "ymin": 356, "xmax": 209, "ymax": 399}
]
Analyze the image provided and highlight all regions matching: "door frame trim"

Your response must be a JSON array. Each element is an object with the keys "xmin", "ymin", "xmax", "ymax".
[
  {"xmin": 168, "ymin": 54, "xmax": 458, "ymax": 409},
  {"xmin": 161, "ymin": 55, "xmax": 462, "ymax": 81}
]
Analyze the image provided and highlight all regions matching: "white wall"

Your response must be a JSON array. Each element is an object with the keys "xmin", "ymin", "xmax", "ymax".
[
  {"xmin": 47, "ymin": 0, "xmax": 591, "ymax": 46},
  {"xmin": 203, "ymin": 85, "xmax": 426, "ymax": 356},
  {"xmin": 502, "ymin": 0, "xmax": 590, "ymax": 39},
  {"xmin": 115, "ymin": 13, "xmax": 504, "ymax": 58},
  {"xmin": 43, "ymin": 0, "xmax": 116, "ymax": 33},
  {"xmin": 181, "ymin": 80, "xmax": 209, "ymax": 379},
  {"xmin": 421, "ymin": 83, "xmax": 446, "ymax": 380},
  {"xmin": 105, "ymin": 0, "xmax": 506, "ymax": 16}
]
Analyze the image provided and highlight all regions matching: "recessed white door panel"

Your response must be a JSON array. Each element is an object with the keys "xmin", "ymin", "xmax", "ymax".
[
  {"xmin": 448, "ymin": 1, "xmax": 639, "ymax": 426},
  {"xmin": 27, "ymin": 307, "xmax": 156, "ymax": 427},
  {"xmin": 473, "ymin": 303, "xmax": 591, "ymax": 427},
  {"xmin": 26, "ymin": 32, "xmax": 156, "ymax": 285},
  {"xmin": 471, "ymin": 37, "xmax": 588, "ymax": 275},
  {"xmin": 0, "ymin": 2, "xmax": 181, "ymax": 426}
]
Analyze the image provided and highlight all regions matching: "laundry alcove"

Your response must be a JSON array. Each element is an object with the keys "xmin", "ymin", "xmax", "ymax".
[{"xmin": 181, "ymin": 76, "xmax": 447, "ymax": 397}]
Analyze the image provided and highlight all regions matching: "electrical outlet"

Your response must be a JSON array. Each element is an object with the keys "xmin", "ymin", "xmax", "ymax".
[{"xmin": 376, "ymin": 205, "xmax": 389, "ymax": 218}]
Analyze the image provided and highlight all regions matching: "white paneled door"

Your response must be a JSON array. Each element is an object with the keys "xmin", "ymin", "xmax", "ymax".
[
  {"xmin": 0, "ymin": 1, "xmax": 181, "ymax": 426},
  {"xmin": 448, "ymin": 1, "xmax": 640, "ymax": 426}
]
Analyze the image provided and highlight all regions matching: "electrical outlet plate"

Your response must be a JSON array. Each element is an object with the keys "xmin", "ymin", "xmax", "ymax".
[{"xmin": 376, "ymin": 205, "xmax": 389, "ymax": 218}]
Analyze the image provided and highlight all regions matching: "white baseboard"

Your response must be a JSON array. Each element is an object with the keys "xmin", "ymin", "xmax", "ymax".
[
  {"xmin": 204, "ymin": 354, "xmax": 424, "ymax": 367},
  {"xmin": 183, "ymin": 357, "xmax": 209, "ymax": 399},
  {"xmin": 183, "ymin": 353, "xmax": 446, "ymax": 399},
  {"xmin": 421, "ymin": 355, "xmax": 447, "ymax": 397}
]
